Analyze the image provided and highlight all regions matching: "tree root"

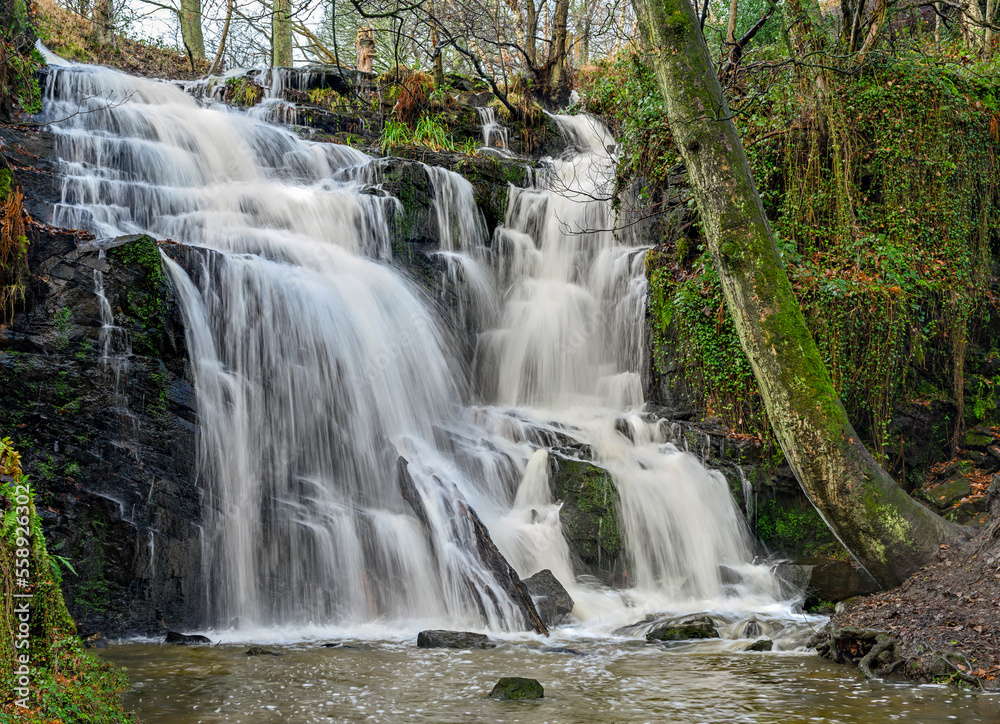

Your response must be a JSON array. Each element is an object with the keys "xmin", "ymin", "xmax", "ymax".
[
  {"xmin": 811, "ymin": 624, "xmax": 987, "ymax": 689},
  {"xmin": 857, "ymin": 633, "xmax": 897, "ymax": 679}
]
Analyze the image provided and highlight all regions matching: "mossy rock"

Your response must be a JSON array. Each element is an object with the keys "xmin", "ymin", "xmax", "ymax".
[
  {"xmin": 106, "ymin": 234, "xmax": 169, "ymax": 356},
  {"xmin": 548, "ymin": 458, "xmax": 625, "ymax": 583},
  {"xmin": 917, "ymin": 477, "xmax": 972, "ymax": 511},
  {"xmin": 488, "ymin": 677, "xmax": 544, "ymax": 700},
  {"xmin": 646, "ymin": 616, "xmax": 719, "ymax": 641}
]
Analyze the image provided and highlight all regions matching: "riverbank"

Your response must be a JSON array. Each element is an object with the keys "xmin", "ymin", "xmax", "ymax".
[{"xmin": 815, "ymin": 511, "xmax": 1000, "ymax": 690}]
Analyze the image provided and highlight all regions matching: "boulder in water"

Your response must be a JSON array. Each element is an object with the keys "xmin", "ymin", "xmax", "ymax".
[
  {"xmin": 246, "ymin": 646, "xmax": 280, "ymax": 656},
  {"xmin": 744, "ymin": 638, "xmax": 774, "ymax": 652},
  {"xmin": 488, "ymin": 677, "xmax": 544, "ymax": 700},
  {"xmin": 523, "ymin": 569, "xmax": 574, "ymax": 627},
  {"xmin": 646, "ymin": 616, "xmax": 719, "ymax": 641},
  {"xmin": 165, "ymin": 631, "xmax": 212, "ymax": 645},
  {"xmin": 416, "ymin": 630, "xmax": 497, "ymax": 649}
]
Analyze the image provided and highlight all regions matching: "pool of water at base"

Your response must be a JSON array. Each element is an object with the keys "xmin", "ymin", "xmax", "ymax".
[{"xmin": 100, "ymin": 637, "xmax": 1000, "ymax": 724}]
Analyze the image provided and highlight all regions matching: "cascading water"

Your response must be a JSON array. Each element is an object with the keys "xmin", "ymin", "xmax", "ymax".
[
  {"xmin": 475, "ymin": 106, "xmax": 511, "ymax": 155},
  {"xmin": 43, "ymin": 60, "xmax": 787, "ymax": 637}
]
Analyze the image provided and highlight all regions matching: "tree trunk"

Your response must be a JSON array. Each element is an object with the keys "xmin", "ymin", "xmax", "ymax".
[
  {"xmin": 429, "ymin": 0, "xmax": 444, "ymax": 87},
  {"xmin": 179, "ymin": 0, "xmax": 205, "ymax": 59},
  {"xmin": 547, "ymin": 0, "xmax": 569, "ymax": 97},
  {"xmin": 935, "ymin": 1, "xmax": 942, "ymax": 49},
  {"xmin": 632, "ymin": 0, "xmax": 969, "ymax": 588},
  {"xmin": 525, "ymin": 0, "xmax": 538, "ymax": 66},
  {"xmin": 207, "ymin": 0, "xmax": 233, "ymax": 76},
  {"xmin": 986, "ymin": 0, "xmax": 996, "ymax": 58},
  {"xmin": 961, "ymin": 0, "xmax": 985, "ymax": 50},
  {"xmin": 726, "ymin": 0, "xmax": 739, "ymax": 45},
  {"xmin": 91, "ymin": 0, "xmax": 113, "ymax": 45},
  {"xmin": 272, "ymin": 0, "xmax": 293, "ymax": 67}
]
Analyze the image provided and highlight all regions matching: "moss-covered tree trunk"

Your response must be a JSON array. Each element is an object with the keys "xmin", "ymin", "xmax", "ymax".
[
  {"xmin": 632, "ymin": 0, "xmax": 968, "ymax": 587},
  {"xmin": 179, "ymin": 0, "xmax": 205, "ymax": 60},
  {"xmin": 272, "ymin": 0, "xmax": 294, "ymax": 67}
]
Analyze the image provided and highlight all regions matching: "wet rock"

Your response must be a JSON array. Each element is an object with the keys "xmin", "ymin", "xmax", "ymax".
[
  {"xmin": 416, "ymin": 630, "xmax": 497, "ymax": 649},
  {"xmin": 488, "ymin": 677, "xmax": 544, "ymax": 700},
  {"xmin": 81, "ymin": 632, "xmax": 106, "ymax": 648},
  {"xmin": 246, "ymin": 647, "xmax": 280, "ymax": 656},
  {"xmin": 0, "ymin": 221, "xmax": 204, "ymax": 636},
  {"xmin": 744, "ymin": 638, "xmax": 773, "ymax": 652},
  {"xmin": 165, "ymin": 631, "xmax": 212, "ymax": 645},
  {"xmin": 523, "ymin": 569, "xmax": 574, "ymax": 627},
  {"xmin": 776, "ymin": 558, "xmax": 881, "ymax": 607},
  {"xmin": 646, "ymin": 616, "xmax": 719, "ymax": 641}
]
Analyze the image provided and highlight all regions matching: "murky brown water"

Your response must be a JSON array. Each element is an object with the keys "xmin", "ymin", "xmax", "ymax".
[{"xmin": 101, "ymin": 638, "xmax": 1000, "ymax": 723}]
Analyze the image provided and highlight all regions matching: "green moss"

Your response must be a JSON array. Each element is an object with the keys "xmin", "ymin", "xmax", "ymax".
[
  {"xmin": 1, "ymin": 437, "xmax": 137, "ymax": 722},
  {"xmin": 551, "ymin": 460, "xmax": 624, "ymax": 558},
  {"xmin": 642, "ymin": 54, "xmax": 999, "ymax": 476},
  {"xmin": 754, "ymin": 497, "xmax": 844, "ymax": 558},
  {"xmin": 108, "ymin": 236, "xmax": 168, "ymax": 356},
  {"xmin": 0, "ymin": 169, "xmax": 13, "ymax": 203}
]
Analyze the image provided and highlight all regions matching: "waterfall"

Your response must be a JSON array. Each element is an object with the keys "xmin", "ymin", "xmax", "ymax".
[
  {"xmin": 475, "ymin": 106, "xmax": 511, "ymax": 155},
  {"xmin": 44, "ymin": 61, "xmax": 783, "ymax": 635}
]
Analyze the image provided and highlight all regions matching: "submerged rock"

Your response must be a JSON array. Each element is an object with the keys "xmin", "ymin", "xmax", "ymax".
[
  {"xmin": 416, "ymin": 630, "xmax": 497, "ymax": 649},
  {"xmin": 542, "ymin": 646, "xmax": 587, "ymax": 656},
  {"xmin": 523, "ymin": 569, "xmax": 574, "ymax": 627},
  {"xmin": 646, "ymin": 616, "xmax": 719, "ymax": 641},
  {"xmin": 246, "ymin": 646, "xmax": 280, "ymax": 656},
  {"xmin": 488, "ymin": 677, "xmax": 544, "ymax": 700},
  {"xmin": 745, "ymin": 638, "xmax": 774, "ymax": 652},
  {"xmin": 165, "ymin": 631, "xmax": 212, "ymax": 645}
]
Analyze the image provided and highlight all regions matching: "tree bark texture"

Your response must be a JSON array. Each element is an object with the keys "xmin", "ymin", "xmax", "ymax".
[
  {"xmin": 272, "ymin": 0, "xmax": 294, "ymax": 67},
  {"xmin": 179, "ymin": 0, "xmax": 205, "ymax": 59},
  {"xmin": 632, "ymin": 0, "xmax": 968, "ymax": 588},
  {"xmin": 547, "ymin": 0, "xmax": 570, "ymax": 95}
]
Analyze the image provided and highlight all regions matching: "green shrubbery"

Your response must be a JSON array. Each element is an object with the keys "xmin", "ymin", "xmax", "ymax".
[{"xmin": 592, "ymin": 49, "xmax": 1000, "ymax": 479}]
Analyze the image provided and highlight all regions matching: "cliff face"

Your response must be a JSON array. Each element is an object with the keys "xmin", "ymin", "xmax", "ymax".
[{"xmin": 0, "ymin": 228, "xmax": 204, "ymax": 635}]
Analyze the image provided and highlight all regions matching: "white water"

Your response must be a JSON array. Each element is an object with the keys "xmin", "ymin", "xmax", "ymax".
[
  {"xmin": 475, "ymin": 106, "xmax": 511, "ymax": 155},
  {"xmin": 43, "ymin": 60, "xmax": 792, "ymax": 639}
]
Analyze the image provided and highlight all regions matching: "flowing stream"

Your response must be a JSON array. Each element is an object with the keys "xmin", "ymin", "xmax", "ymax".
[{"xmin": 40, "ymin": 58, "xmax": 1000, "ymax": 723}]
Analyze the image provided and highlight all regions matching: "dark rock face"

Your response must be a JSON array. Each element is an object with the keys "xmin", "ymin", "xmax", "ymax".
[
  {"xmin": 488, "ymin": 677, "xmax": 544, "ymax": 700},
  {"xmin": 776, "ymin": 558, "xmax": 880, "ymax": 607},
  {"xmin": 416, "ymin": 630, "xmax": 497, "ymax": 649},
  {"xmin": 0, "ymin": 228, "xmax": 203, "ymax": 636},
  {"xmin": 645, "ymin": 616, "xmax": 719, "ymax": 641},
  {"xmin": 523, "ymin": 569, "xmax": 574, "ymax": 627}
]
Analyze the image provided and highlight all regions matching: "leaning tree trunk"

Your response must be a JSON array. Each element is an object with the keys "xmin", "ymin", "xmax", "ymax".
[
  {"xmin": 272, "ymin": 0, "xmax": 294, "ymax": 67},
  {"xmin": 207, "ymin": 0, "xmax": 233, "ymax": 76},
  {"xmin": 632, "ymin": 0, "xmax": 968, "ymax": 588},
  {"xmin": 179, "ymin": 0, "xmax": 205, "ymax": 59}
]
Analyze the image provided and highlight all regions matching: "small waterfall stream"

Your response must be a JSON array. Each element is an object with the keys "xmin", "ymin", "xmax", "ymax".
[{"xmin": 43, "ymin": 62, "xmax": 787, "ymax": 636}]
